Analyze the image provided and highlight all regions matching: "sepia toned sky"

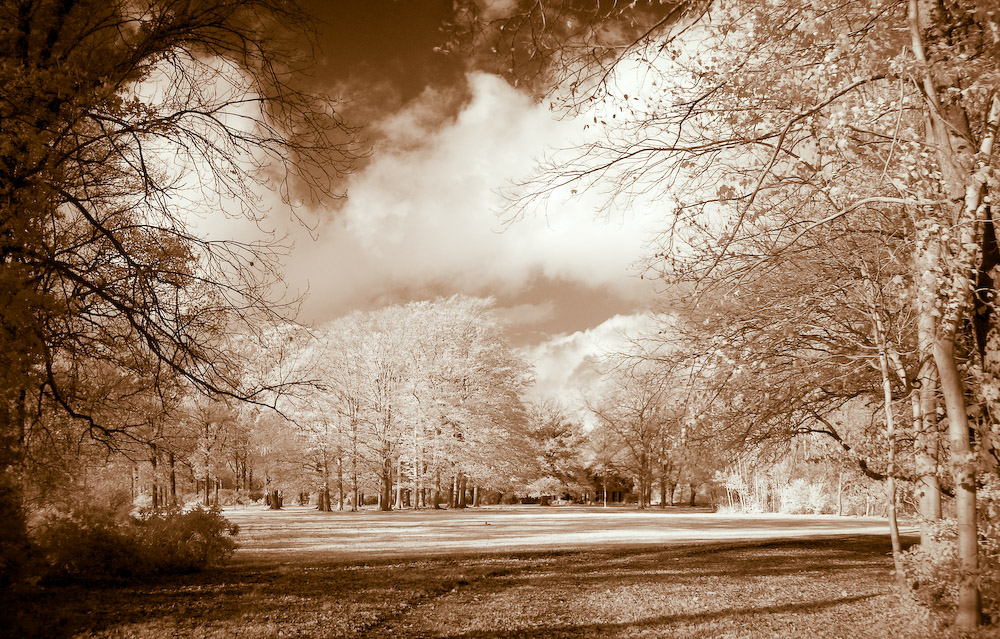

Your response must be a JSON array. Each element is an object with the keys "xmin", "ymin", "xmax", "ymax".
[{"xmin": 270, "ymin": 1, "xmax": 664, "ymax": 373}]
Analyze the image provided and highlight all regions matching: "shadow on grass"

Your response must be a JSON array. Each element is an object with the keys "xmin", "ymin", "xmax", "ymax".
[
  {"xmin": 21, "ymin": 535, "xmax": 910, "ymax": 639},
  {"xmin": 432, "ymin": 593, "xmax": 883, "ymax": 639}
]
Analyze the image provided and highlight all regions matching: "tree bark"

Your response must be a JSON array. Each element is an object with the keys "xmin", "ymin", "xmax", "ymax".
[
  {"xmin": 433, "ymin": 469, "xmax": 441, "ymax": 509},
  {"xmin": 336, "ymin": 455, "xmax": 344, "ymax": 511},
  {"xmin": 934, "ymin": 335, "xmax": 981, "ymax": 628},
  {"xmin": 169, "ymin": 451, "xmax": 177, "ymax": 507},
  {"xmin": 458, "ymin": 474, "xmax": 468, "ymax": 508},
  {"xmin": 379, "ymin": 456, "xmax": 393, "ymax": 511},
  {"xmin": 149, "ymin": 450, "xmax": 159, "ymax": 510},
  {"xmin": 394, "ymin": 457, "xmax": 404, "ymax": 510}
]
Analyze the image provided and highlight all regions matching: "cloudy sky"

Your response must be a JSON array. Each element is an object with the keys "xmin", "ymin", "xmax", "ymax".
[{"xmin": 254, "ymin": 1, "xmax": 670, "ymax": 399}]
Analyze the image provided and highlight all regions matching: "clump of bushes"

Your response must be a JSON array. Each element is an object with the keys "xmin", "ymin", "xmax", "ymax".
[
  {"xmin": 899, "ymin": 475, "xmax": 1000, "ymax": 626},
  {"xmin": 34, "ymin": 503, "xmax": 239, "ymax": 583}
]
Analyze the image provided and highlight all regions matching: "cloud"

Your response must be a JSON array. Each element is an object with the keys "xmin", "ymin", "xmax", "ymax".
[
  {"xmin": 494, "ymin": 301, "xmax": 557, "ymax": 327},
  {"xmin": 285, "ymin": 72, "xmax": 661, "ymax": 325},
  {"xmin": 526, "ymin": 313, "xmax": 659, "ymax": 424}
]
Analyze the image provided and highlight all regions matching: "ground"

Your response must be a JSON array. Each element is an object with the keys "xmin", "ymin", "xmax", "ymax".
[{"xmin": 23, "ymin": 506, "xmax": 950, "ymax": 638}]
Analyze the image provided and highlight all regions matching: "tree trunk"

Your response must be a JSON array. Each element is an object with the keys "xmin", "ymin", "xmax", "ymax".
[
  {"xmin": 472, "ymin": 485, "xmax": 480, "ymax": 507},
  {"xmin": 458, "ymin": 474, "xmax": 468, "ymax": 508},
  {"xmin": 934, "ymin": 335, "xmax": 981, "ymax": 627},
  {"xmin": 836, "ymin": 472, "xmax": 843, "ymax": 517},
  {"xmin": 433, "ymin": 469, "xmax": 441, "ymax": 509},
  {"xmin": 336, "ymin": 456, "xmax": 344, "ymax": 511},
  {"xmin": 448, "ymin": 474, "xmax": 455, "ymax": 508},
  {"xmin": 379, "ymin": 456, "xmax": 393, "ymax": 512},
  {"xmin": 659, "ymin": 472, "xmax": 666, "ymax": 509},
  {"xmin": 914, "ymin": 316, "xmax": 943, "ymax": 542},
  {"xmin": 150, "ymin": 451, "xmax": 159, "ymax": 510},
  {"xmin": 907, "ymin": 3, "xmax": 1000, "ymax": 626},
  {"xmin": 169, "ymin": 452, "xmax": 177, "ymax": 507},
  {"xmin": 204, "ymin": 474, "xmax": 211, "ymax": 507},
  {"xmin": 269, "ymin": 489, "xmax": 282, "ymax": 510},
  {"xmin": 394, "ymin": 457, "xmax": 404, "ymax": 510},
  {"xmin": 351, "ymin": 451, "xmax": 359, "ymax": 512},
  {"xmin": 865, "ymin": 265, "xmax": 905, "ymax": 584}
]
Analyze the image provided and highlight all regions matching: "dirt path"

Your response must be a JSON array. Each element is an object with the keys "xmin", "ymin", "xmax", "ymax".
[{"xmin": 224, "ymin": 505, "xmax": 910, "ymax": 562}]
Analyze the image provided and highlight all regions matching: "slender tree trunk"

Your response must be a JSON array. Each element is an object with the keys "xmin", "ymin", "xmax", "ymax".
[
  {"xmin": 413, "ymin": 426, "xmax": 422, "ymax": 509},
  {"xmin": 337, "ymin": 455, "xmax": 344, "ymax": 511},
  {"xmin": 319, "ymin": 454, "xmax": 332, "ymax": 512},
  {"xmin": 914, "ymin": 318, "xmax": 943, "ymax": 542},
  {"xmin": 935, "ymin": 336, "xmax": 981, "ymax": 627},
  {"xmin": 150, "ymin": 450, "xmax": 159, "ymax": 510},
  {"xmin": 458, "ymin": 474, "xmax": 468, "ymax": 508},
  {"xmin": 168, "ymin": 452, "xmax": 177, "ymax": 507},
  {"xmin": 433, "ymin": 469, "xmax": 441, "ymax": 509},
  {"xmin": 394, "ymin": 457, "xmax": 404, "ymax": 509},
  {"xmin": 472, "ymin": 485, "xmax": 479, "ymax": 507},
  {"xmin": 380, "ymin": 455, "xmax": 393, "ymax": 512},
  {"xmin": 351, "ymin": 448, "xmax": 358, "ymax": 512},
  {"xmin": 863, "ymin": 265, "xmax": 905, "ymax": 582},
  {"xmin": 836, "ymin": 472, "xmax": 843, "ymax": 517}
]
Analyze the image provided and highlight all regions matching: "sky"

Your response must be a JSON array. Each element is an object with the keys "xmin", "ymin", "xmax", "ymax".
[{"xmin": 251, "ymin": 1, "xmax": 669, "ymax": 401}]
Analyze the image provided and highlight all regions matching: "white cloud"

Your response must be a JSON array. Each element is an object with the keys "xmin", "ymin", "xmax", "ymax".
[
  {"xmin": 284, "ymin": 72, "xmax": 662, "ymax": 323},
  {"xmin": 494, "ymin": 301, "xmax": 557, "ymax": 327},
  {"xmin": 526, "ymin": 313, "xmax": 659, "ymax": 424}
]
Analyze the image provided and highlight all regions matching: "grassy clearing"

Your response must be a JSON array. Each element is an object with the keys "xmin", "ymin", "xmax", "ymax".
[{"xmin": 20, "ymin": 507, "xmax": 964, "ymax": 638}]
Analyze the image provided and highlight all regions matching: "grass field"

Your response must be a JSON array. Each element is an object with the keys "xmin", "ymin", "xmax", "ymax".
[{"xmin": 23, "ymin": 506, "xmax": 966, "ymax": 638}]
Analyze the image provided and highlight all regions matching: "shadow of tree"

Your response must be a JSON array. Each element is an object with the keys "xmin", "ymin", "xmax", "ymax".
[
  {"xmin": 433, "ymin": 593, "xmax": 883, "ymax": 639},
  {"xmin": 25, "ymin": 534, "xmax": 915, "ymax": 639}
]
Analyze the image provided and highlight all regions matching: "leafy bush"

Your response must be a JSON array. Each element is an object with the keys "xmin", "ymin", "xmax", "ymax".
[
  {"xmin": 779, "ymin": 478, "xmax": 830, "ymax": 515},
  {"xmin": 899, "ymin": 475, "xmax": 1000, "ymax": 623},
  {"xmin": 34, "ymin": 504, "xmax": 238, "ymax": 583},
  {"xmin": 135, "ymin": 506, "xmax": 240, "ymax": 573}
]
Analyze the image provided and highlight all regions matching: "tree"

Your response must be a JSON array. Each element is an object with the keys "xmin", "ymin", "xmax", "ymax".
[
  {"xmin": 589, "ymin": 361, "xmax": 682, "ymax": 509},
  {"xmin": 306, "ymin": 297, "xmax": 532, "ymax": 512},
  {"xmin": 462, "ymin": 0, "xmax": 999, "ymax": 627},
  {"xmin": 521, "ymin": 400, "xmax": 589, "ymax": 504},
  {"xmin": 0, "ymin": 0, "xmax": 357, "ymax": 591}
]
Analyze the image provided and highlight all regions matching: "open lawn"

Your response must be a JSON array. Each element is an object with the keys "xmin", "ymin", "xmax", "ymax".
[{"xmin": 23, "ymin": 506, "xmax": 952, "ymax": 638}]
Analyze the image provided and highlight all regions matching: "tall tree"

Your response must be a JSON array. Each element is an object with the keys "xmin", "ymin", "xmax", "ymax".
[
  {"xmin": 461, "ymin": 0, "xmax": 998, "ymax": 627},
  {"xmin": 0, "ymin": 0, "xmax": 357, "ymax": 588}
]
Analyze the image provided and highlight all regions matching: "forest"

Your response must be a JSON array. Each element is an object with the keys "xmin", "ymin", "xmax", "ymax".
[{"xmin": 2, "ymin": 0, "xmax": 1000, "ymax": 636}]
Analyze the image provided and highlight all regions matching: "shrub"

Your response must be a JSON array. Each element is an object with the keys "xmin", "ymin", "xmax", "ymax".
[
  {"xmin": 779, "ymin": 478, "xmax": 830, "ymax": 515},
  {"xmin": 34, "ymin": 504, "xmax": 239, "ymax": 583},
  {"xmin": 135, "ymin": 506, "xmax": 239, "ymax": 573},
  {"xmin": 899, "ymin": 475, "xmax": 1000, "ymax": 624}
]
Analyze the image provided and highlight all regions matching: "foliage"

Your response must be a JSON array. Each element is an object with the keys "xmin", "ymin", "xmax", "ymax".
[
  {"xmin": 34, "ymin": 503, "xmax": 238, "ymax": 583},
  {"xmin": 520, "ymin": 401, "xmax": 590, "ymax": 499},
  {"xmin": 900, "ymin": 474, "xmax": 1000, "ymax": 623}
]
